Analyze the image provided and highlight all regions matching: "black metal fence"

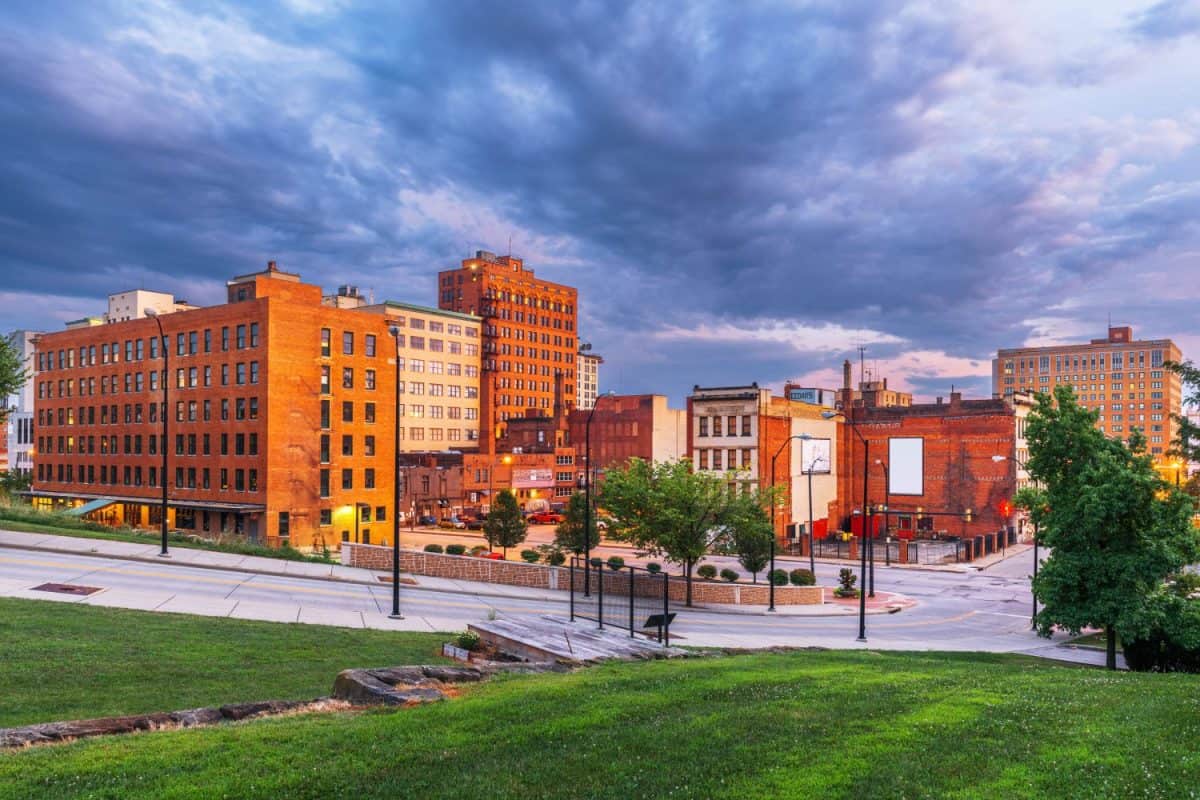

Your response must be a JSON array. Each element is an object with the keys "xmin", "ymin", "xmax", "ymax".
[{"xmin": 569, "ymin": 557, "xmax": 672, "ymax": 645}]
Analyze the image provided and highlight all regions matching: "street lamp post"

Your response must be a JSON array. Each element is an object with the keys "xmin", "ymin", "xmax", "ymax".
[
  {"xmin": 584, "ymin": 391, "xmax": 616, "ymax": 598},
  {"xmin": 805, "ymin": 452, "xmax": 823, "ymax": 576},
  {"xmin": 144, "ymin": 309, "xmax": 170, "ymax": 558},
  {"xmin": 770, "ymin": 433, "xmax": 814, "ymax": 612},
  {"xmin": 875, "ymin": 459, "xmax": 890, "ymax": 573},
  {"xmin": 823, "ymin": 410, "xmax": 870, "ymax": 642},
  {"xmin": 388, "ymin": 326, "xmax": 404, "ymax": 619}
]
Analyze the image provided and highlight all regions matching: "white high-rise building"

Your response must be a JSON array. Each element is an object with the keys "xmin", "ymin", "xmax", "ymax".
[
  {"xmin": 577, "ymin": 349, "xmax": 603, "ymax": 410},
  {"xmin": 5, "ymin": 329, "xmax": 41, "ymax": 475}
]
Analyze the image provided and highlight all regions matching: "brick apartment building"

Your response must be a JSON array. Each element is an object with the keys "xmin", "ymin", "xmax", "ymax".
[
  {"xmin": 567, "ymin": 394, "xmax": 687, "ymax": 475},
  {"xmin": 687, "ymin": 385, "xmax": 840, "ymax": 541},
  {"xmin": 832, "ymin": 391, "xmax": 1033, "ymax": 540},
  {"xmin": 994, "ymin": 326, "xmax": 1183, "ymax": 461},
  {"xmin": 437, "ymin": 250, "xmax": 579, "ymax": 451},
  {"xmin": 30, "ymin": 263, "xmax": 482, "ymax": 551}
]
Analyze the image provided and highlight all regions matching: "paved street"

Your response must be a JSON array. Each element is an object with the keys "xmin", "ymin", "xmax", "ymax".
[{"xmin": 0, "ymin": 527, "xmax": 1105, "ymax": 663}]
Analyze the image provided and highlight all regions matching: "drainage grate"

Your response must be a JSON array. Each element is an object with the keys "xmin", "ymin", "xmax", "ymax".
[{"xmin": 31, "ymin": 583, "xmax": 102, "ymax": 596}]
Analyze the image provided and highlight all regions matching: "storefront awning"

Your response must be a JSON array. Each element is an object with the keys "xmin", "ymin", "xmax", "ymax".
[{"xmin": 65, "ymin": 497, "xmax": 119, "ymax": 517}]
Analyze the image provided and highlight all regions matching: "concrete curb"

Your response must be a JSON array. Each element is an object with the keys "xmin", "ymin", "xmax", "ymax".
[{"xmin": 0, "ymin": 538, "xmax": 915, "ymax": 618}]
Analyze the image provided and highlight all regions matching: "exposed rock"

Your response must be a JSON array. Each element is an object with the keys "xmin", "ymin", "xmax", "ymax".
[
  {"xmin": 169, "ymin": 707, "xmax": 225, "ymax": 727},
  {"xmin": 218, "ymin": 699, "xmax": 310, "ymax": 721}
]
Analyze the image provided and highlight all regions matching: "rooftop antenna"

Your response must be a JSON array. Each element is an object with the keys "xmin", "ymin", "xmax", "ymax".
[
  {"xmin": 507, "ymin": 233, "xmax": 512, "ymax": 257},
  {"xmin": 858, "ymin": 345, "xmax": 867, "ymax": 387}
]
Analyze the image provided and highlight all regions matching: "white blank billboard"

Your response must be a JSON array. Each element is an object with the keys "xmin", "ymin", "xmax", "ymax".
[{"xmin": 889, "ymin": 437, "xmax": 924, "ymax": 495}]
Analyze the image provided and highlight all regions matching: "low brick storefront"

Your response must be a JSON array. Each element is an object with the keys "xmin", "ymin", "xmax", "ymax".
[{"xmin": 342, "ymin": 544, "xmax": 823, "ymax": 606}]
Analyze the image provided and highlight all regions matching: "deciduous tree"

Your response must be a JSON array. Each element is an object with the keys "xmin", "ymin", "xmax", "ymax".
[
  {"xmin": 1025, "ymin": 385, "xmax": 1199, "ymax": 668},
  {"xmin": 484, "ymin": 490, "xmax": 527, "ymax": 558},
  {"xmin": 553, "ymin": 492, "xmax": 593, "ymax": 555},
  {"xmin": 0, "ymin": 334, "xmax": 29, "ymax": 427}
]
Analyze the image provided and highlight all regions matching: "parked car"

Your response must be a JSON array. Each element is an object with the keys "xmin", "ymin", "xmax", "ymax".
[
  {"xmin": 465, "ymin": 516, "xmax": 486, "ymax": 530},
  {"xmin": 528, "ymin": 510, "xmax": 563, "ymax": 525},
  {"xmin": 449, "ymin": 517, "xmax": 467, "ymax": 530},
  {"xmin": 418, "ymin": 515, "xmax": 438, "ymax": 526}
]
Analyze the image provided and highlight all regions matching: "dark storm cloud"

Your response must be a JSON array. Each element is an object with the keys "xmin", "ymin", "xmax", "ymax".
[{"xmin": 1, "ymin": 0, "xmax": 1198, "ymax": 402}]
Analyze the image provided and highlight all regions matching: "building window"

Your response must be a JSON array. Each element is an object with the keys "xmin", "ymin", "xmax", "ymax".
[
  {"xmin": 712, "ymin": 416, "xmax": 722, "ymax": 436},
  {"xmin": 364, "ymin": 469, "xmax": 376, "ymax": 489},
  {"xmin": 365, "ymin": 334, "xmax": 376, "ymax": 357},
  {"xmin": 343, "ymin": 331, "xmax": 354, "ymax": 355},
  {"xmin": 741, "ymin": 416, "xmax": 751, "ymax": 436},
  {"xmin": 342, "ymin": 435, "xmax": 353, "ymax": 456},
  {"xmin": 364, "ymin": 402, "xmax": 376, "ymax": 423},
  {"xmin": 343, "ymin": 401, "xmax": 354, "ymax": 422},
  {"xmin": 699, "ymin": 417, "xmax": 708, "ymax": 437},
  {"xmin": 342, "ymin": 468, "xmax": 353, "ymax": 490},
  {"xmin": 319, "ymin": 469, "xmax": 330, "ymax": 497},
  {"xmin": 365, "ymin": 369, "xmax": 376, "ymax": 390},
  {"xmin": 321, "ymin": 328, "xmax": 331, "ymax": 357},
  {"xmin": 364, "ymin": 435, "xmax": 375, "ymax": 456},
  {"xmin": 278, "ymin": 511, "xmax": 289, "ymax": 540},
  {"xmin": 342, "ymin": 368, "xmax": 353, "ymax": 389}
]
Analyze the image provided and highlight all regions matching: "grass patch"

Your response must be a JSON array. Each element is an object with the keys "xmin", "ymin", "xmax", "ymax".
[
  {"xmin": 0, "ymin": 504, "xmax": 333, "ymax": 563},
  {"xmin": 1, "ymin": 649, "xmax": 1197, "ymax": 799},
  {"xmin": 0, "ymin": 597, "xmax": 448, "ymax": 729}
]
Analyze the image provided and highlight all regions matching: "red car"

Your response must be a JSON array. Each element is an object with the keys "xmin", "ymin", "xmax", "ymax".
[{"xmin": 528, "ymin": 511, "xmax": 563, "ymax": 525}]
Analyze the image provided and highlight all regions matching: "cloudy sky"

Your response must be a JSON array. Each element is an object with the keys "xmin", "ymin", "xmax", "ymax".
[{"xmin": 3, "ymin": 0, "xmax": 1200, "ymax": 403}]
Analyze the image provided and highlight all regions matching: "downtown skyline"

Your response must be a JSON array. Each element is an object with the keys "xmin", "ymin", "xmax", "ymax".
[{"xmin": 3, "ymin": 1, "xmax": 1200, "ymax": 405}]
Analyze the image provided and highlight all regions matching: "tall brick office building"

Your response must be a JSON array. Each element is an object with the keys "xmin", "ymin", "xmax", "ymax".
[
  {"xmin": 994, "ymin": 326, "xmax": 1183, "ymax": 461},
  {"xmin": 437, "ymin": 251, "xmax": 579, "ymax": 451},
  {"xmin": 31, "ymin": 263, "xmax": 481, "ymax": 551}
]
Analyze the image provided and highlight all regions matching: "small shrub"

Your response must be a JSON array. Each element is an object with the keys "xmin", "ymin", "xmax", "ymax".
[
  {"xmin": 455, "ymin": 630, "xmax": 481, "ymax": 652},
  {"xmin": 437, "ymin": 520, "xmax": 455, "ymax": 529},
  {"xmin": 696, "ymin": 564, "xmax": 718, "ymax": 580},
  {"xmin": 423, "ymin": 543, "xmax": 444, "ymax": 554},
  {"xmin": 720, "ymin": 568, "xmax": 739, "ymax": 583},
  {"xmin": 469, "ymin": 545, "xmax": 489, "ymax": 557},
  {"xmin": 546, "ymin": 550, "xmax": 566, "ymax": 566},
  {"xmin": 645, "ymin": 562, "xmax": 662, "ymax": 574},
  {"xmin": 607, "ymin": 555, "xmax": 625, "ymax": 571},
  {"xmin": 444, "ymin": 543, "xmax": 467, "ymax": 556},
  {"xmin": 789, "ymin": 568, "xmax": 816, "ymax": 586},
  {"xmin": 520, "ymin": 549, "xmax": 541, "ymax": 563},
  {"xmin": 769, "ymin": 569, "xmax": 789, "ymax": 586},
  {"xmin": 589, "ymin": 557, "xmax": 604, "ymax": 568},
  {"xmin": 834, "ymin": 567, "xmax": 860, "ymax": 598}
]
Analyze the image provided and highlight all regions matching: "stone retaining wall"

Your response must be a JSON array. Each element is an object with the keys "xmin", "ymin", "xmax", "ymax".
[{"xmin": 342, "ymin": 543, "xmax": 823, "ymax": 606}]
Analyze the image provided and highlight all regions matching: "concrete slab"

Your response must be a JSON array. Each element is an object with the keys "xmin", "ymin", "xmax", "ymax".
[
  {"xmin": 155, "ymin": 596, "xmax": 238, "ymax": 618},
  {"xmin": 227, "ymin": 600, "xmax": 303, "ymax": 624},
  {"xmin": 82, "ymin": 589, "xmax": 176, "ymax": 612},
  {"xmin": 282, "ymin": 561, "xmax": 336, "ymax": 578},
  {"xmin": 296, "ymin": 606, "xmax": 367, "ymax": 628}
]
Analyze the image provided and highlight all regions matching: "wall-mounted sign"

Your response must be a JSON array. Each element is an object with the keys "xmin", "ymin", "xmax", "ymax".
[
  {"xmin": 800, "ymin": 438, "xmax": 831, "ymax": 474},
  {"xmin": 512, "ymin": 468, "xmax": 554, "ymax": 488}
]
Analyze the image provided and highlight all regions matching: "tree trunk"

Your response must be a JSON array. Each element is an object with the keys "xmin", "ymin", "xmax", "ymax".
[
  {"xmin": 1106, "ymin": 625, "xmax": 1117, "ymax": 670},
  {"xmin": 685, "ymin": 559, "xmax": 693, "ymax": 607},
  {"xmin": 752, "ymin": 571, "xmax": 758, "ymax": 584}
]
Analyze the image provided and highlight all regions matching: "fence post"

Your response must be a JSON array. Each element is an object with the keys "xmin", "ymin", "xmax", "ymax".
[
  {"xmin": 597, "ymin": 563, "xmax": 604, "ymax": 629},
  {"xmin": 569, "ymin": 557, "xmax": 575, "ymax": 622},
  {"xmin": 629, "ymin": 567, "xmax": 635, "ymax": 638}
]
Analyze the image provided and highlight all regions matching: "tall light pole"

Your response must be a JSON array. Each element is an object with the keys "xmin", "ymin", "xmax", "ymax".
[
  {"xmin": 584, "ymin": 390, "xmax": 615, "ymax": 597},
  {"xmin": 874, "ymin": 458, "xmax": 890, "ymax": 577},
  {"xmin": 804, "ymin": 450, "xmax": 825, "ymax": 576},
  {"xmin": 388, "ymin": 325, "xmax": 404, "ymax": 619},
  {"xmin": 823, "ymin": 409, "xmax": 870, "ymax": 642},
  {"xmin": 770, "ymin": 433, "xmax": 813, "ymax": 612},
  {"xmin": 144, "ymin": 309, "xmax": 170, "ymax": 558}
]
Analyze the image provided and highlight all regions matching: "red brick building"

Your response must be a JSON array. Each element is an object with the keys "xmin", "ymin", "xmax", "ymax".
[
  {"xmin": 567, "ymin": 394, "xmax": 687, "ymax": 474},
  {"xmin": 437, "ymin": 250, "xmax": 579, "ymax": 451},
  {"xmin": 832, "ymin": 391, "xmax": 1033, "ymax": 540},
  {"xmin": 30, "ymin": 263, "xmax": 422, "ymax": 551}
]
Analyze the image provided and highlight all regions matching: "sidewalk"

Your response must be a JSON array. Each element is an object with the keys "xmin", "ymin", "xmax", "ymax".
[{"xmin": 0, "ymin": 528, "xmax": 909, "ymax": 617}]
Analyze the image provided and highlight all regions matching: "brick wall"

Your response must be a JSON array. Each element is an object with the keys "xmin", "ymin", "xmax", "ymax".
[{"xmin": 342, "ymin": 543, "xmax": 822, "ymax": 605}]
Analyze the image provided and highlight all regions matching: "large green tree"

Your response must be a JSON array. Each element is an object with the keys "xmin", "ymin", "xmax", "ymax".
[
  {"xmin": 0, "ymin": 333, "xmax": 29, "ymax": 427},
  {"xmin": 484, "ymin": 489, "xmax": 528, "ymax": 558},
  {"xmin": 600, "ymin": 458, "xmax": 776, "ymax": 605},
  {"xmin": 1167, "ymin": 359, "xmax": 1200, "ymax": 467},
  {"xmin": 728, "ymin": 503, "xmax": 774, "ymax": 584},
  {"xmin": 1025, "ymin": 385, "xmax": 1199, "ymax": 668},
  {"xmin": 553, "ymin": 492, "xmax": 593, "ymax": 555}
]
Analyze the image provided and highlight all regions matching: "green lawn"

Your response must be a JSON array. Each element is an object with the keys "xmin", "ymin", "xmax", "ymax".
[
  {"xmin": 0, "ymin": 597, "xmax": 448, "ymax": 729},
  {"xmin": 2, "ymin": 648, "xmax": 1198, "ymax": 800},
  {"xmin": 0, "ymin": 505, "xmax": 334, "ymax": 563}
]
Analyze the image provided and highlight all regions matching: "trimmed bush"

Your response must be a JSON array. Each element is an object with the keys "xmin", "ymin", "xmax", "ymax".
[
  {"xmin": 468, "ymin": 545, "xmax": 489, "ymax": 557},
  {"xmin": 423, "ymin": 543, "xmax": 444, "ymax": 554},
  {"xmin": 444, "ymin": 543, "xmax": 467, "ymax": 556},
  {"xmin": 789, "ymin": 568, "xmax": 816, "ymax": 586},
  {"xmin": 455, "ymin": 630, "xmax": 481, "ymax": 652},
  {"xmin": 697, "ymin": 564, "xmax": 718, "ymax": 580},
  {"xmin": 546, "ymin": 550, "xmax": 566, "ymax": 566},
  {"xmin": 607, "ymin": 555, "xmax": 625, "ymax": 571},
  {"xmin": 520, "ymin": 549, "xmax": 541, "ymax": 564},
  {"xmin": 769, "ymin": 569, "xmax": 789, "ymax": 586},
  {"xmin": 719, "ymin": 568, "xmax": 739, "ymax": 583},
  {"xmin": 589, "ymin": 557, "xmax": 604, "ymax": 568},
  {"xmin": 834, "ymin": 567, "xmax": 860, "ymax": 598},
  {"xmin": 645, "ymin": 562, "xmax": 662, "ymax": 574}
]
